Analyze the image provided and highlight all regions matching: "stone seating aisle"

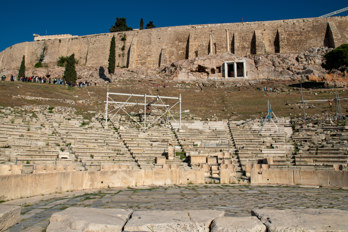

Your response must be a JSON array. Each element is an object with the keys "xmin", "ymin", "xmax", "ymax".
[
  {"xmin": 119, "ymin": 124, "xmax": 184, "ymax": 169},
  {"xmin": 292, "ymin": 121, "xmax": 348, "ymax": 167},
  {"xmin": 229, "ymin": 119, "xmax": 293, "ymax": 171},
  {"xmin": 172, "ymin": 120, "xmax": 242, "ymax": 181}
]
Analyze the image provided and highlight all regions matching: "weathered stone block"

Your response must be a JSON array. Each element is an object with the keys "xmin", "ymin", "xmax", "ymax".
[
  {"xmin": 207, "ymin": 157, "xmax": 218, "ymax": 164},
  {"xmin": 190, "ymin": 155, "xmax": 207, "ymax": 165},
  {"xmin": 252, "ymin": 208, "xmax": 348, "ymax": 232},
  {"xmin": 156, "ymin": 156, "xmax": 166, "ymax": 165},
  {"xmin": 47, "ymin": 207, "xmax": 133, "ymax": 232},
  {"xmin": 0, "ymin": 204, "xmax": 21, "ymax": 231},
  {"xmin": 211, "ymin": 216, "xmax": 266, "ymax": 232},
  {"xmin": 124, "ymin": 210, "xmax": 224, "ymax": 232}
]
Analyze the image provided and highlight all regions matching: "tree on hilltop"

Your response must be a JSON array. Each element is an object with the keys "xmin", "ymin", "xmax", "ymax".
[
  {"xmin": 64, "ymin": 54, "xmax": 77, "ymax": 85},
  {"xmin": 145, "ymin": 21, "xmax": 156, "ymax": 29},
  {"xmin": 18, "ymin": 56, "xmax": 25, "ymax": 79},
  {"xmin": 109, "ymin": 18, "xmax": 133, "ymax": 32},
  {"xmin": 108, "ymin": 35, "xmax": 116, "ymax": 74},
  {"xmin": 140, "ymin": 18, "xmax": 144, "ymax": 30}
]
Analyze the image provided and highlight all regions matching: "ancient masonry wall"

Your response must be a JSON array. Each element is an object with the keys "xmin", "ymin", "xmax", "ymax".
[
  {"xmin": 250, "ymin": 166, "xmax": 348, "ymax": 187},
  {"xmin": 0, "ymin": 17, "xmax": 347, "ymax": 71},
  {"xmin": 0, "ymin": 168, "xmax": 205, "ymax": 201}
]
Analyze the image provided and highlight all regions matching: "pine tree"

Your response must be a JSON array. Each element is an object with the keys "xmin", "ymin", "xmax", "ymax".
[
  {"xmin": 108, "ymin": 36, "xmax": 116, "ymax": 74},
  {"xmin": 18, "ymin": 55, "xmax": 25, "ymax": 79},
  {"xmin": 64, "ymin": 54, "xmax": 77, "ymax": 85},
  {"xmin": 145, "ymin": 21, "xmax": 156, "ymax": 29},
  {"xmin": 140, "ymin": 18, "xmax": 144, "ymax": 30}
]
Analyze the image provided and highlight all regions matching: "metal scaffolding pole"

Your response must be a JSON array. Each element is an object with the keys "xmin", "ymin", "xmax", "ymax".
[
  {"xmin": 179, "ymin": 94, "xmax": 182, "ymax": 129},
  {"xmin": 300, "ymin": 83, "xmax": 306, "ymax": 125},
  {"xmin": 105, "ymin": 92, "xmax": 109, "ymax": 128}
]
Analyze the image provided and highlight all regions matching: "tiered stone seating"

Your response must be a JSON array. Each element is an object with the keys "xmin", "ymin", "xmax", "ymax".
[
  {"xmin": 173, "ymin": 120, "xmax": 241, "ymax": 181},
  {"xmin": 292, "ymin": 121, "xmax": 348, "ymax": 167},
  {"xmin": 55, "ymin": 119, "xmax": 137, "ymax": 170},
  {"xmin": 119, "ymin": 124, "xmax": 184, "ymax": 169},
  {"xmin": 173, "ymin": 121, "xmax": 234, "ymax": 154},
  {"xmin": 229, "ymin": 119, "xmax": 293, "ymax": 170},
  {"xmin": 0, "ymin": 108, "xmax": 64, "ymax": 165}
]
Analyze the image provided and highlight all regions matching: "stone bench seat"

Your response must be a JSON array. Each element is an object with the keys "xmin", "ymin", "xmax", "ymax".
[
  {"xmin": 82, "ymin": 157, "xmax": 135, "ymax": 164},
  {"xmin": 132, "ymin": 152, "xmax": 164, "ymax": 157},
  {"xmin": 295, "ymin": 160, "xmax": 345, "ymax": 166},
  {"xmin": 16, "ymin": 158, "xmax": 57, "ymax": 164},
  {"xmin": 75, "ymin": 151, "xmax": 126, "ymax": 157}
]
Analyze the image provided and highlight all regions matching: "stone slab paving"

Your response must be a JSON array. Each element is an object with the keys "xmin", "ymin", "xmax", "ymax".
[
  {"xmin": 0, "ymin": 205, "xmax": 20, "ymax": 231},
  {"xmin": 210, "ymin": 216, "xmax": 266, "ymax": 232},
  {"xmin": 124, "ymin": 210, "xmax": 224, "ymax": 232},
  {"xmin": 3, "ymin": 185, "xmax": 348, "ymax": 231},
  {"xmin": 252, "ymin": 208, "xmax": 348, "ymax": 232},
  {"xmin": 47, "ymin": 207, "xmax": 133, "ymax": 232}
]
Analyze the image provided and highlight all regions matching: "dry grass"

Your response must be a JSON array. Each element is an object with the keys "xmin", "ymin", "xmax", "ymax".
[{"xmin": 1, "ymin": 79, "xmax": 347, "ymax": 120}]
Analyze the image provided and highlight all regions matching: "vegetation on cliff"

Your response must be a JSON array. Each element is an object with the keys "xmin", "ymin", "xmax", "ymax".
[
  {"xmin": 18, "ymin": 56, "xmax": 25, "ymax": 79},
  {"xmin": 145, "ymin": 21, "xmax": 156, "ymax": 29},
  {"xmin": 57, "ymin": 56, "xmax": 68, "ymax": 67},
  {"xmin": 323, "ymin": 44, "xmax": 348, "ymax": 71},
  {"xmin": 140, "ymin": 18, "xmax": 144, "ymax": 30},
  {"xmin": 108, "ymin": 36, "xmax": 116, "ymax": 74},
  {"xmin": 109, "ymin": 18, "xmax": 132, "ymax": 32},
  {"xmin": 63, "ymin": 54, "xmax": 77, "ymax": 85}
]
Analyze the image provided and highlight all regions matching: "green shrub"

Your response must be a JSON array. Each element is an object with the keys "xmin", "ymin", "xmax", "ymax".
[
  {"xmin": 34, "ymin": 62, "xmax": 43, "ymax": 68},
  {"xmin": 323, "ymin": 44, "xmax": 348, "ymax": 71}
]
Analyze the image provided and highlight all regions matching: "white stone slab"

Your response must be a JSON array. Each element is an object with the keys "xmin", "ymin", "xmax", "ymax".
[
  {"xmin": 47, "ymin": 207, "xmax": 133, "ymax": 232},
  {"xmin": 124, "ymin": 210, "xmax": 224, "ymax": 232},
  {"xmin": 211, "ymin": 216, "xmax": 266, "ymax": 232},
  {"xmin": 0, "ymin": 204, "xmax": 21, "ymax": 231},
  {"xmin": 252, "ymin": 208, "xmax": 348, "ymax": 232}
]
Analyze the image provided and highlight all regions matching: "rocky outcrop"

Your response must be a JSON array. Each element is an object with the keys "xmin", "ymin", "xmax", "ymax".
[{"xmin": 161, "ymin": 47, "xmax": 331, "ymax": 81}]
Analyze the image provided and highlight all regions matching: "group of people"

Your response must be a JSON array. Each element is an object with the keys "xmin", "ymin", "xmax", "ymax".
[
  {"xmin": 0, "ymin": 75, "xmax": 15, "ymax": 81},
  {"xmin": 0, "ymin": 74, "xmax": 95, "ymax": 87},
  {"xmin": 20, "ymin": 76, "xmax": 49, "ymax": 83}
]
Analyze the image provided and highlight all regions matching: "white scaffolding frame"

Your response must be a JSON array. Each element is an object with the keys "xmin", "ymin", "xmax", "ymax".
[{"xmin": 105, "ymin": 92, "xmax": 181, "ymax": 130}]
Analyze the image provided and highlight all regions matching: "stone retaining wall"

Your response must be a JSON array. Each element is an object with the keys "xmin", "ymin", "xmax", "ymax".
[
  {"xmin": 250, "ymin": 166, "xmax": 348, "ymax": 187},
  {"xmin": 1, "ymin": 17, "xmax": 347, "ymax": 71},
  {"xmin": 0, "ymin": 168, "xmax": 204, "ymax": 201}
]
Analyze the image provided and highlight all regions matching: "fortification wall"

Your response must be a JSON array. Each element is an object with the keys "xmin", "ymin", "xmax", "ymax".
[
  {"xmin": 0, "ymin": 17, "xmax": 347, "ymax": 73},
  {"xmin": 0, "ymin": 168, "xmax": 204, "ymax": 201}
]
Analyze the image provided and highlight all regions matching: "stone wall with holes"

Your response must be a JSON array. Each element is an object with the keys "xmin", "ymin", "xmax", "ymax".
[{"xmin": 0, "ymin": 17, "xmax": 347, "ymax": 72}]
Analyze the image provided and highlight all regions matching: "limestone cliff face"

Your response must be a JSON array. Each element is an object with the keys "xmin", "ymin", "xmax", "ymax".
[{"xmin": 0, "ymin": 17, "xmax": 347, "ymax": 73}]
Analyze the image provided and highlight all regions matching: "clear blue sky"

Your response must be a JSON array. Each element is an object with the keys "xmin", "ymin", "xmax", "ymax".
[{"xmin": 0, "ymin": 0, "xmax": 347, "ymax": 52}]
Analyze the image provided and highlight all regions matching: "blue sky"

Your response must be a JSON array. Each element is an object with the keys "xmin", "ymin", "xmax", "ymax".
[{"xmin": 0, "ymin": 0, "xmax": 347, "ymax": 52}]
